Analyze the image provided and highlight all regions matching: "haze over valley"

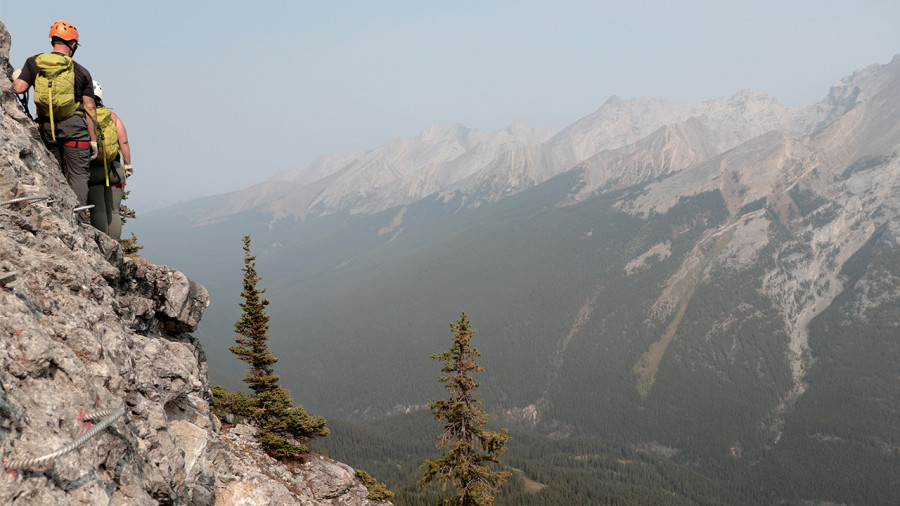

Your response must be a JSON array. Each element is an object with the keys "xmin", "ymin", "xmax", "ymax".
[{"xmin": 136, "ymin": 54, "xmax": 900, "ymax": 504}]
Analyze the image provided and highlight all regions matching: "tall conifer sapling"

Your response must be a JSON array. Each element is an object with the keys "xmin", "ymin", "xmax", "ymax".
[
  {"xmin": 420, "ymin": 312, "xmax": 510, "ymax": 505},
  {"xmin": 228, "ymin": 235, "xmax": 328, "ymax": 458},
  {"xmin": 230, "ymin": 235, "xmax": 279, "ymax": 395}
]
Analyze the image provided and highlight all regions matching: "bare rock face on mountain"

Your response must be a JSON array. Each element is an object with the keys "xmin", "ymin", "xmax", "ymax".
[
  {"xmin": 0, "ymin": 22, "xmax": 389, "ymax": 505},
  {"xmin": 610, "ymin": 53, "xmax": 900, "ymax": 406},
  {"xmin": 459, "ymin": 89, "xmax": 837, "ymax": 202}
]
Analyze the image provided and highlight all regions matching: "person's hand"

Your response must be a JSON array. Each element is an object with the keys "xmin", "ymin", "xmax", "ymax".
[
  {"xmin": 90, "ymin": 142, "xmax": 98, "ymax": 160},
  {"xmin": 123, "ymin": 164, "xmax": 133, "ymax": 177},
  {"xmin": 12, "ymin": 68, "xmax": 21, "ymax": 81}
]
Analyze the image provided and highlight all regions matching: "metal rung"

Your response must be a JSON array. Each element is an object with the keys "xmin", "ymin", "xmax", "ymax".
[
  {"xmin": 72, "ymin": 205, "xmax": 94, "ymax": 212},
  {"xmin": 3, "ymin": 405, "xmax": 126, "ymax": 471},
  {"xmin": 1, "ymin": 195, "xmax": 50, "ymax": 206},
  {"xmin": 0, "ymin": 268, "xmax": 24, "ymax": 286}
]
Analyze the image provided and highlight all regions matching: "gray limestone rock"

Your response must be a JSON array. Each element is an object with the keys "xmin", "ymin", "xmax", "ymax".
[
  {"xmin": 210, "ymin": 423, "xmax": 389, "ymax": 506},
  {"xmin": 0, "ymin": 21, "xmax": 389, "ymax": 505}
]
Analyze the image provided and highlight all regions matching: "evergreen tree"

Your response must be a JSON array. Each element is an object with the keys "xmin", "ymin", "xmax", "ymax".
[
  {"xmin": 222, "ymin": 234, "xmax": 328, "ymax": 458},
  {"xmin": 230, "ymin": 235, "xmax": 279, "ymax": 395},
  {"xmin": 209, "ymin": 385, "xmax": 256, "ymax": 420},
  {"xmin": 420, "ymin": 312, "xmax": 511, "ymax": 505},
  {"xmin": 255, "ymin": 384, "xmax": 328, "ymax": 457}
]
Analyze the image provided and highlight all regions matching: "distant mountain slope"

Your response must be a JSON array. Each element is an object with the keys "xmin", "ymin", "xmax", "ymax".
[
  {"xmin": 137, "ymin": 55, "xmax": 900, "ymax": 505},
  {"xmin": 194, "ymin": 121, "xmax": 555, "ymax": 223}
]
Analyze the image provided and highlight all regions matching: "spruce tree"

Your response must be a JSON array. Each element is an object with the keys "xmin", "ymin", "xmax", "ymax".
[
  {"xmin": 420, "ymin": 312, "xmax": 510, "ymax": 506},
  {"xmin": 224, "ymin": 235, "xmax": 328, "ymax": 458},
  {"xmin": 229, "ymin": 235, "xmax": 279, "ymax": 395}
]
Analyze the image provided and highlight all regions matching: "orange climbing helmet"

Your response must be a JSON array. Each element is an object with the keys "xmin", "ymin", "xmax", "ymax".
[{"xmin": 49, "ymin": 20, "xmax": 79, "ymax": 42}]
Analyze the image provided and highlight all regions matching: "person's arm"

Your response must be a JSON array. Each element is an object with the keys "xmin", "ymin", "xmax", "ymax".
[
  {"xmin": 82, "ymin": 94, "xmax": 97, "ymax": 143},
  {"xmin": 76, "ymin": 64, "xmax": 98, "ymax": 143},
  {"xmin": 13, "ymin": 79, "xmax": 29, "ymax": 94},
  {"xmin": 112, "ymin": 112, "xmax": 131, "ymax": 165},
  {"xmin": 13, "ymin": 59, "xmax": 35, "ymax": 93}
]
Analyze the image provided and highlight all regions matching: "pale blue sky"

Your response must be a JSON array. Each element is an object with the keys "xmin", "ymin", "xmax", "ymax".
[{"xmin": 2, "ymin": 1, "xmax": 899, "ymax": 211}]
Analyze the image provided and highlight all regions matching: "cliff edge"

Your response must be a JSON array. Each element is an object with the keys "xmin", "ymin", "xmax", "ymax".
[{"xmin": 0, "ymin": 22, "xmax": 387, "ymax": 505}]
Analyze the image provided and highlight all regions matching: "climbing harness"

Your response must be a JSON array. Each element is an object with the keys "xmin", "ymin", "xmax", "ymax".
[
  {"xmin": 62, "ymin": 140, "xmax": 91, "ymax": 148},
  {"xmin": 3, "ymin": 405, "xmax": 126, "ymax": 472}
]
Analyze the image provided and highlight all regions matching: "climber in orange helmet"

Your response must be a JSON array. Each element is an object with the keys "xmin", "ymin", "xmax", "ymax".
[{"xmin": 12, "ymin": 20, "xmax": 98, "ymax": 221}]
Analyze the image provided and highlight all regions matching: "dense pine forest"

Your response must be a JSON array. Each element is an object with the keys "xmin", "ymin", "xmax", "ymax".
[{"xmin": 311, "ymin": 412, "xmax": 774, "ymax": 505}]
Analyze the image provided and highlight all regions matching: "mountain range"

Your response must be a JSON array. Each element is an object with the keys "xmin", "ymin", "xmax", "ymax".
[
  {"xmin": 138, "ymin": 54, "xmax": 900, "ymax": 504},
  {"xmin": 189, "ymin": 86, "xmax": 848, "ymax": 222}
]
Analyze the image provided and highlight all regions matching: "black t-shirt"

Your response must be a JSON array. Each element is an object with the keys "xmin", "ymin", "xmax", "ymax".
[{"xmin": 18, "ymin": 52, "xmax": 95, "ymax": 116}]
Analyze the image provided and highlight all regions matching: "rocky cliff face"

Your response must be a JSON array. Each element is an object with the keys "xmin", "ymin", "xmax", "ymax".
[{"xmin": 0, "ymin": 22, "xmax": 388, "ymax": 505}]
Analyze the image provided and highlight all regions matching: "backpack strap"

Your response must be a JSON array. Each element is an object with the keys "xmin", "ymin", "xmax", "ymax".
[
  {"xmin": 44, "ymin": 53, "xmax": 60, "ymax": 141},
  {"xmin": 47, "ymin": 76, "xmax": 56, "ymax": 142},
  {"xmin": 118, "ymin": 149, "xmax": 126, "ymax": 185},
  {"xmin": 98, "ymin": 124, "xmax": 109, "ymax": 187}
]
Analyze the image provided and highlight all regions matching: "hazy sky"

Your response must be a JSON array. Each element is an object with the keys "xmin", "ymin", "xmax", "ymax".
[{"xmin": 3, "ymin": 1, "xmax": 899, "ymax": 211}]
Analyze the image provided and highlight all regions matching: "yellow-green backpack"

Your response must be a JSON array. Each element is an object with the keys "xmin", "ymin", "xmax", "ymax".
[
  {"xmin": 96, "ymin": 106, "xmax": 119, "ymax": 163},
  {"xmin": 33, "ymin": 53, "xmax": 78, "ymax": 141}
]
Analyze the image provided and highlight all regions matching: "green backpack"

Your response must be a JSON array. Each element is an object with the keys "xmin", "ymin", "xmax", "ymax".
[
  {"xmin": 96, "ymin": 106, "xmax": 119, "ymax": 164},
  {"xmin": 33, "ymin": 53, "xmax": 79, "ymax": 141}
]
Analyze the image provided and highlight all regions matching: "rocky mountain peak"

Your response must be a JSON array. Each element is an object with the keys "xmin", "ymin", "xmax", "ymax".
[
  {"xmin": 416, "ymin": 122, "xmax": 469, "ymax": 143},
  {"xmin": 824, "ymin": 54, "xmax": 900, "ymax": 110},
  {"xmin": 601, "ymin": 94, "xmax": 625, "ymax": 106},
  {"xmin": 0, "ymin": 22, "xmax": 389, "ymax": 505}
]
